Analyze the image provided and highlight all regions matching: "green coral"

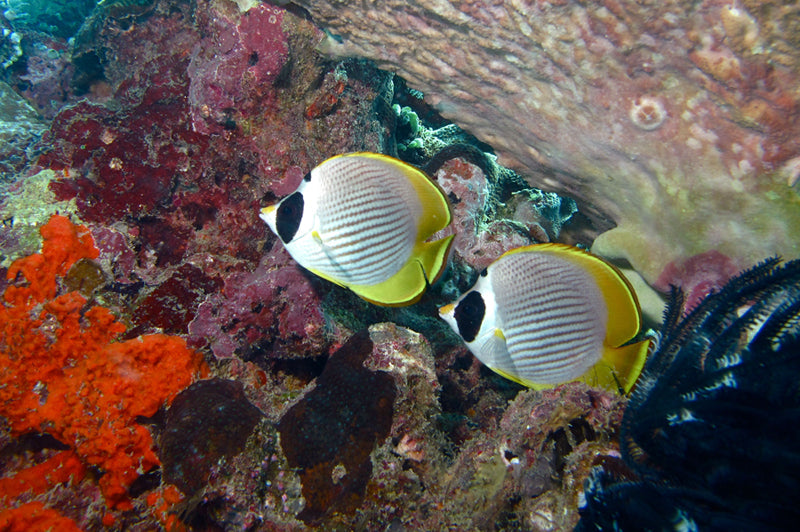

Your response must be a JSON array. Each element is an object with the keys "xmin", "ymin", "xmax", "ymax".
[
  {"xmin": 0, "ymin": 169, "xmax": 80, "ymax": 267},
  {"xmin": 2, "ymin": 0, "xmax": 98, "ymax": 38}
]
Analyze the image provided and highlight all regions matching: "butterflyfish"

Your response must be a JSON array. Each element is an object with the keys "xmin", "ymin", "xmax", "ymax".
[
  {"xmin": 260, "ymin": 152, "xmax": 454, "ymax": 306},
  {"xmin": 439, "ymin": 244, "xmax": 650, "ymax": 393}
]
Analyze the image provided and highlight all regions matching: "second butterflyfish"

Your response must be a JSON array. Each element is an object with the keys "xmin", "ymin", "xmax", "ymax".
[
  {"xmin": 260, "ymin": 152, "xmax": 454, "ymax": 306},
  {"xmin": 439, "ymin": 244, "xmax": 650, "ymax": 393}
]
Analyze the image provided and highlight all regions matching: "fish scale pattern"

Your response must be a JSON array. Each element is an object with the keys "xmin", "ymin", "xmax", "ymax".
[
  {"xmin": 493, "ymin": 252, "xmax": 606, "ymax": 384},
  {"xmin": 309, "ymin": 156, "xmax": 419, "ymax": 285}
]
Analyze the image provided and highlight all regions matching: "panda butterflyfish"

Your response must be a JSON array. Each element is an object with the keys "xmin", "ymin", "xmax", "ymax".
[
  {"xmin": 439, "ymin": 244, "xmax": 650, "ymax": 393},
  {"xmin": 260, "ymin": 152, "xmax": 454, "ymax": 306}
]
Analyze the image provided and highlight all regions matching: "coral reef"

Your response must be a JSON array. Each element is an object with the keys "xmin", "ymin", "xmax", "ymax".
[
  {"xmin": 278, "ymin": 328, "xmax": 396, "ymax": 524},
  {"xmin": 0, "ymin": 168, "xmax": 79, "ymax": 267},
  {"xmin": 0, "ymin": 215, "xmax": 207, "ymax": 515},
  {"xmin": 4, "ymin": 0, "xmax": 795, "ymax": 528},
  {"xmin": 0, "ymin": 26, "xmax": 21, "ymax": 68},
  {"xmin": 187, "ymin": 248, "xmax": 329, "ymax": 360},
  {"xmin": 269, "ymin": 323, "xmax": 623, "ymax": 530},
  {"xmin": 187, "ymin": 3, "xmax": 289, "ymax": 136},
  {"xmin": 18, "ymin": 38, "xmax": 75, "ymax": 119},
  {"xmin": 1, "ymin": 0, "xmax": 97, "ymax": 39},
  {"xmin": 0, "ymin": 80, "xmax": 48, "ymax": 177},
  {"xmin": 653, "ymin": 249, "xmax": 739, "ymax": 314},
  {"xmin": 0, "ymin": 501, "xmax": 83, "ymax": 531},
  {"xmin": 296, "ymin": 0, "xmax": 800, "ymax": 285},
  {"xmin": 578, "ymin": 257, "xmax": 800, "ymax": 530},
  {"xmin": 433, "ymin": 156, "xmax": 575, "ymax": 271},
  {"xmin": 133, "ymin": 263, "xmax": 222, "ymax": 335}
]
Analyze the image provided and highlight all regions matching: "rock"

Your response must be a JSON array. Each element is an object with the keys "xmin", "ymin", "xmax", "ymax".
[{"xmin": 292, "ymin": 0, "xmax": 800, "ymax": 285}]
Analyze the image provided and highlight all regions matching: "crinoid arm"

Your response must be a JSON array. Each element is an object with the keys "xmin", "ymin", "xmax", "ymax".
[{"xmin": 577, "ymin": 258, "xmax": 800, "ymax": 531}]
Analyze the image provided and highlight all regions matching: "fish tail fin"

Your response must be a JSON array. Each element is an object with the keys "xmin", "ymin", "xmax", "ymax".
[{"xmin": 584, "ymin": 339, "xmax": 651, "ymax": 394}]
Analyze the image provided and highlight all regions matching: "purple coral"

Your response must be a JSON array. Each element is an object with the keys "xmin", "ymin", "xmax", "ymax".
[
  {"xmin": 654, "ymin": 249, "xmax": 739, "ymax": 314},
  {"xmin": 188, "ymin": 248, "xmax": 327, "ymax": 360},
  {"xmin": 188, "ymin": 4, "xmax": 288, "ymax": 135}
]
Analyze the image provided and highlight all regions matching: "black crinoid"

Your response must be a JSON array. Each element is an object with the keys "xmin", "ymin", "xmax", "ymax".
[{"xmin": 577, "ymin": 257, "xmax": 800, "ymax": 531}]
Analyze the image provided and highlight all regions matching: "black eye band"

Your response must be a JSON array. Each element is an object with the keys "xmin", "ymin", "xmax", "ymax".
[
  {"xmin": 454, "ymin": 290, "xmax": 485, "ymax": 343},
  {"xmin": 276, "ymin": 192, "xmax": 304, "ymax": 243}
]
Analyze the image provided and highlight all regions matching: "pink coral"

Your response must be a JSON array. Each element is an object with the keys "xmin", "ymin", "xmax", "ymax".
[
  {"xmin": 188, "ymin": 4, "xmax": 288, "ymax": 135},
  {"xmin": 434, "ymin": 158, "xmax": 536, "ymax": 270},
  {"xmin": 654, "ymin": 249, "xmax": 740, "ymax": 313},
  {"xmin": 188, "ymin": 248, "xmax": 327, "ymax": 360}
]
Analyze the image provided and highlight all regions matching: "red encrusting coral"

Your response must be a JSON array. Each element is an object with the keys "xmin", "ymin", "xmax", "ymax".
[
  {"xmin": 0, "ymin": 501, "xmax": 83, "ymax": 532},
  {"xmin": 146, "ymin": 485, "xmax": 188, "ymax": 532},
  {"xmin": 0, "ymin": 451, "xmax": 86, "ymax": 501},
  {"xmin": 0, "ymin": 215, "xmax": 208, "ymax": 512}
]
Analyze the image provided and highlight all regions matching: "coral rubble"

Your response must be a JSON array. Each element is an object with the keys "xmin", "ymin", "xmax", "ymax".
[{"xmin": 295, "ymin": 0, "xmax": 800, "ymax": 284}]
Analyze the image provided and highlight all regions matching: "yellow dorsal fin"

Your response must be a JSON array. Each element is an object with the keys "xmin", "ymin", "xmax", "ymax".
[{"xmin": 349, "ymin": 234, "xmax": 454, "ymax": 306}]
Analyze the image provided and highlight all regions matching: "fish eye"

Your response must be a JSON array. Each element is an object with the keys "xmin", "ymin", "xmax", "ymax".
[
  {"xmin": 454, "ymin": 291, "xmax": 485, "ymax": 343},
  {"xmin": 276, "ymin": 191, "xmax": 304, "ymax": 243},
  {"xmin": 303, "ymin": 171, "xmax": 311, "ymax": 182}
]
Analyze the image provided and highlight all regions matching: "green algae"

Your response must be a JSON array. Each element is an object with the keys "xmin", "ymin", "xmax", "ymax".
[{"xmin": 0, "ymin": 168, "xmax": 80, "ymax": 267}]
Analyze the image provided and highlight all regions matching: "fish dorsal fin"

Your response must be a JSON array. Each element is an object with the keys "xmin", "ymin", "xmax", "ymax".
[
  {"xmin": 503, "ymin": 243, "xmax": 642, "ymax": 348},
  {"xmin": 353, "ymin": 152, "xmax": 452, "ymax": 240},
  {"xmin": 348, "ymin": 234, "xmax": 455, "ymax": 306}
]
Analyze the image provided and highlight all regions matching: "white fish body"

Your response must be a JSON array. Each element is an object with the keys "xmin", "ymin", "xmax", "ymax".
[
  {"xmin": 440, "ymin": 244, "xmax": 650, "ymax": 392},
  {"xmin": 261, "ymin": 152, "xmax": 453, "ymax": 306}
]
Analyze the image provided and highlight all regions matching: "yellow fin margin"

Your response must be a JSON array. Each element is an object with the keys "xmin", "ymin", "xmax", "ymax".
[
  {"xmin": 496, "ymin": 243, "xmax": 649, "ymax": 394},
  {"xmin": 349, "ymin": 234, "xmax": 455, "ymax": 307},
  {"xmin": 583, "ymin": 339, "xmax": 651, "ymax": 394},
  {"xmin": 348, "ymin": 152, "xmax": 452, "ymax": 240}
]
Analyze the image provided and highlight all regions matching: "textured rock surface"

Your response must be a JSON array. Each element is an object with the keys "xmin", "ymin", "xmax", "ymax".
[
  {"xmin": 0, "ymin": 80, "xmax": 47, "ymax": 177},
  {"xmin": 296, "ymin": 0, "xmax": 800, "ymax": 283}
]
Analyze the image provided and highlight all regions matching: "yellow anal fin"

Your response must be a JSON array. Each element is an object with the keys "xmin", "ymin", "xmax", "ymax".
[
  {"xmin": 580, "ymin": 339, "xmax": 651, "ymax": 394},
  {"xmin": 491, "ymin": 367, "xmax": 544, "ymax": 389},
  {"xmin": 414, "ymin": 234, "xmax": 455, "ymax": 286},
  {"xmin": 350, "ymin": 235, "xmax": 454, "ymax": 307}
]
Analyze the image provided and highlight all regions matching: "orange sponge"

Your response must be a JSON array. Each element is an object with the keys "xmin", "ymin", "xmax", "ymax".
[{"xmin": 0, "ymin": 215, "xmax": 208, "ymax": 510}]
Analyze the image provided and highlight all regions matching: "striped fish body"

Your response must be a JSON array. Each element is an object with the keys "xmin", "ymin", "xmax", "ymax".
[
  {"xmin": 439, "ymin": 244, "xmax": 650, "ymax": 393},
  {"xmin": 261, "ymin": 153, "xmax": 453, "ymax": 306}
]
